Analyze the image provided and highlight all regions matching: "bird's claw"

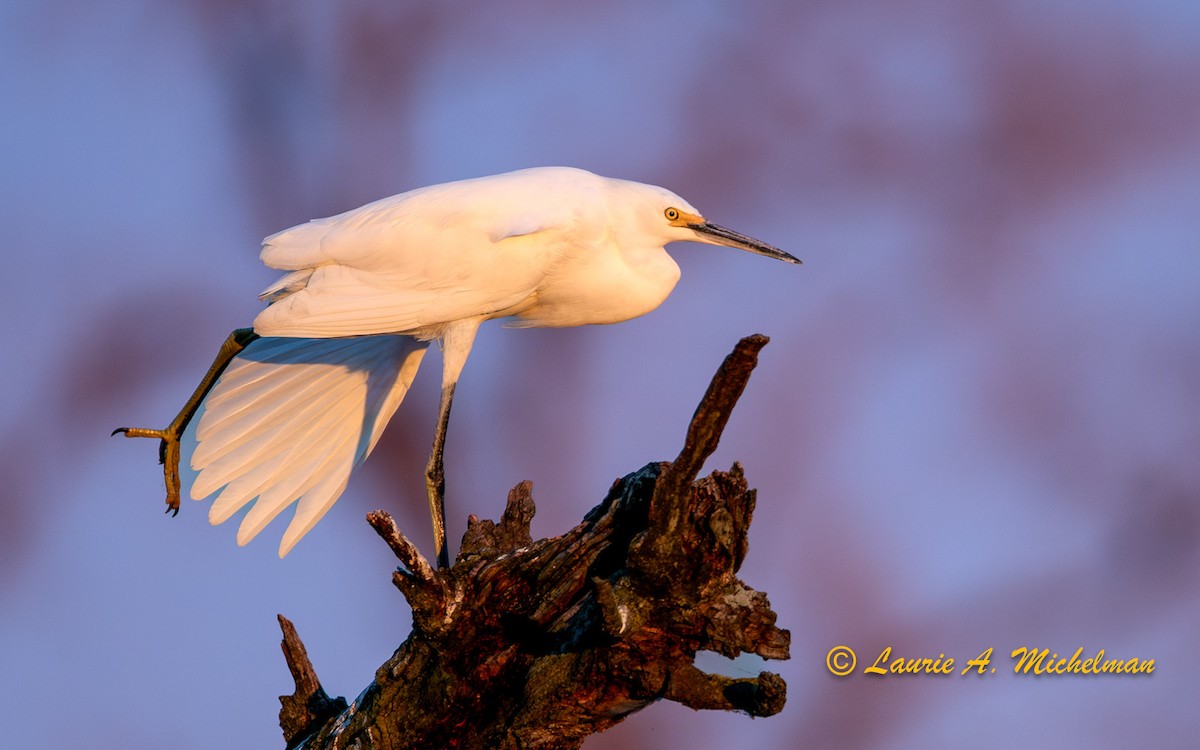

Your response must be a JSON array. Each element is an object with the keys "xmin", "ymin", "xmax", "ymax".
[{"xmin": 114, "ymin": 425, "xmax": 183, "ymax": 518}]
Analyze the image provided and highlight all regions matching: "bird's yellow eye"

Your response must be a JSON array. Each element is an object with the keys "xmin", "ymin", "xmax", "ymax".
[{"xmin": 665, "ymin": 207, "xmax": 680, "ymax": 221}]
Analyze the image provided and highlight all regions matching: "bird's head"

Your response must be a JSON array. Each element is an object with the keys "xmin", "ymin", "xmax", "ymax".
[
  {"xmin": 662, "ymin": 203, "xmax": 800, "ymax": 264},
  {"xmin": 618, "ymin": 179, "xmax": 800, "ymax": 265}
]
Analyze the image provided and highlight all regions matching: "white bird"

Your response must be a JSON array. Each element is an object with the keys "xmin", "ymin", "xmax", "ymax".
[{"xmin": 116, "ymin": 167, "xmax": 798, "ymax": 566}]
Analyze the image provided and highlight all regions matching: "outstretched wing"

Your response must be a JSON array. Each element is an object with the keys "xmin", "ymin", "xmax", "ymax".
[{"xmin": 183, "ymin": 335, "xmax": 427, "ymax": 557}]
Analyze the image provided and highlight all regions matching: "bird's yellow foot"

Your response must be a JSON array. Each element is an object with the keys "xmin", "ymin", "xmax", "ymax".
[
  {"xmin": 112, "ymin": 426, "xmax": 183, "ymax": 515},
  {"xmin": 113, "ymin": 328, "xmax": 259, "ymax": 521}
]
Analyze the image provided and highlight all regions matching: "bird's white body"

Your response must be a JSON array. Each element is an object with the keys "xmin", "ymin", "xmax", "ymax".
[
  {"xmin": 178, "ymin": 167, "xmax": 795, "ymax": 557},
  {"xmin": 254, "ymin": 167, "xmax": 685, "ymax": 338}
]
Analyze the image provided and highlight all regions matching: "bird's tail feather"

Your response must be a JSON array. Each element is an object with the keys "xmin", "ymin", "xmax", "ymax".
[{"xmin": 182, "ymin": 335, "xmax": 428, "ymax": 557}]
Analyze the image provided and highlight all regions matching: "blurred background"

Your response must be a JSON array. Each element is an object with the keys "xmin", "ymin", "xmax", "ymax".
[{"xmin": 2, "ymin": 1, "xmax": 1198, "ymax": 747}]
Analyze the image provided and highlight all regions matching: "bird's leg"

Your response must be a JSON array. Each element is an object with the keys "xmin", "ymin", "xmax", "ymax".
[
  {"xmin": 114, "ymin": 327, "xmax": 260, "ymax": 515},
  {"xmin": 425, "ymin": 382, "xmax": 455, "ymax": 569},
  {"xmin": 424, "ymin": 317, "xmax": 482, "ymax": 569}
]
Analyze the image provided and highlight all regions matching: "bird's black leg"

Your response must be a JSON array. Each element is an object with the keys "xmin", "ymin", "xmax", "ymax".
[
  {"xmin": 425, "ymin": 382, "xmax": 455, "ymax": 569},
  {"xmin": 113, "ymin": 327, "xmax": 260, "ymax": 515}
]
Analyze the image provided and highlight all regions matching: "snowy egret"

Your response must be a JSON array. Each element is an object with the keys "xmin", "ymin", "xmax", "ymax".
[{"xmin": 115, "ymin": 167, "xmax": 798, "ymax": 567}]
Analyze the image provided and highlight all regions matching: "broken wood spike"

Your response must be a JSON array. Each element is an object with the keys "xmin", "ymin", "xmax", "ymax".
[
  {"xmin": 460, "ymin": 480, "xmax": 536, "ymax": 558},
  {"xmin": 366, "ymin": 510, "xmax": 436, "ymax": 584},
  {"xmin": 665, "ymin": 663, "xmax": 786, "ymax": 717},
  {"xmin": 278, "ymin": 615, "xmax": 348, "ymax": 750},
  {"xmin": 642, "ymin": 334, "xmax": 768, "ymax": 571}
]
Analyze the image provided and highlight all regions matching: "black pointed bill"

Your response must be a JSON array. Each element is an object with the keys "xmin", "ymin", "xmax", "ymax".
[{"xmin": 689, "ymin": 221, "xmax": 801, "ymax": 264}]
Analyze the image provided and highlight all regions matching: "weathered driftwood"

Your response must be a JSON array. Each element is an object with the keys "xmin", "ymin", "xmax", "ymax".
[{"xmin": 278, "ymin": 334, "xmax": 790, "ymax": 749}]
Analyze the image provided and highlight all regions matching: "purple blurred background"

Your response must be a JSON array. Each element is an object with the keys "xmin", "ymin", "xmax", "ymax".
[{"xmin": 3, "ymin": 1, "xmax": 1198, "ymax": 747}]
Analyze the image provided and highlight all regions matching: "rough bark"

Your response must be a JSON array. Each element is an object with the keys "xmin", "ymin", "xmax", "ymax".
[{"xmin": 278, "ymin": 334, "xmax": 791, "ymax": 749}]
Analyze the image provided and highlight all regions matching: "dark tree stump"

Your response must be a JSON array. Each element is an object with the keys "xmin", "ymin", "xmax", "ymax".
[{"xmin": 278, "ymin": 334, "xmax": 791, "ymax": 749}]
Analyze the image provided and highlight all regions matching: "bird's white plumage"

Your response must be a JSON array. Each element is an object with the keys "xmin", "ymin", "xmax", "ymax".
[
  {"xmin": 251, "ymin": 168, "xmax": 691, "ymax": 338},
  {"xmin": 187, "ymin": 335, "xmax": 426, "ymax": 556},
  {"xmin": 175, "ymin": 166, "xmax": 796, "ymax": 557}
]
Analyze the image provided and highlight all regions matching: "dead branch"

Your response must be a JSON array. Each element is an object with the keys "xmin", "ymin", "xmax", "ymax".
[{"xmin": 278, "ymin": 334, "xmax": 790, "ymax": 749}]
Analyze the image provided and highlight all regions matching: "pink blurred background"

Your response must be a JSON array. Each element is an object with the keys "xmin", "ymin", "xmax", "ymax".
[{"xmin": 3, "ymin": 1, "xmax": 1198, "ymax": 747}]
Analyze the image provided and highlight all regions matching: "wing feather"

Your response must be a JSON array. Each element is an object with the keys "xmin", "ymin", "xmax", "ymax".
[
  {"xmin": 275, "ymin": 431, "xmax": 359, "ymax": 556},
  {"xmin": 193, "ymin": 366, "xmax": 365, "ymax": 497},
  {"xmin": 186, "ymin": 335, "xmax": 428, "ymax": 556},
  {"xmin": 192, "ymin": 358, "xmax": 361, "ymax": 469}
]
